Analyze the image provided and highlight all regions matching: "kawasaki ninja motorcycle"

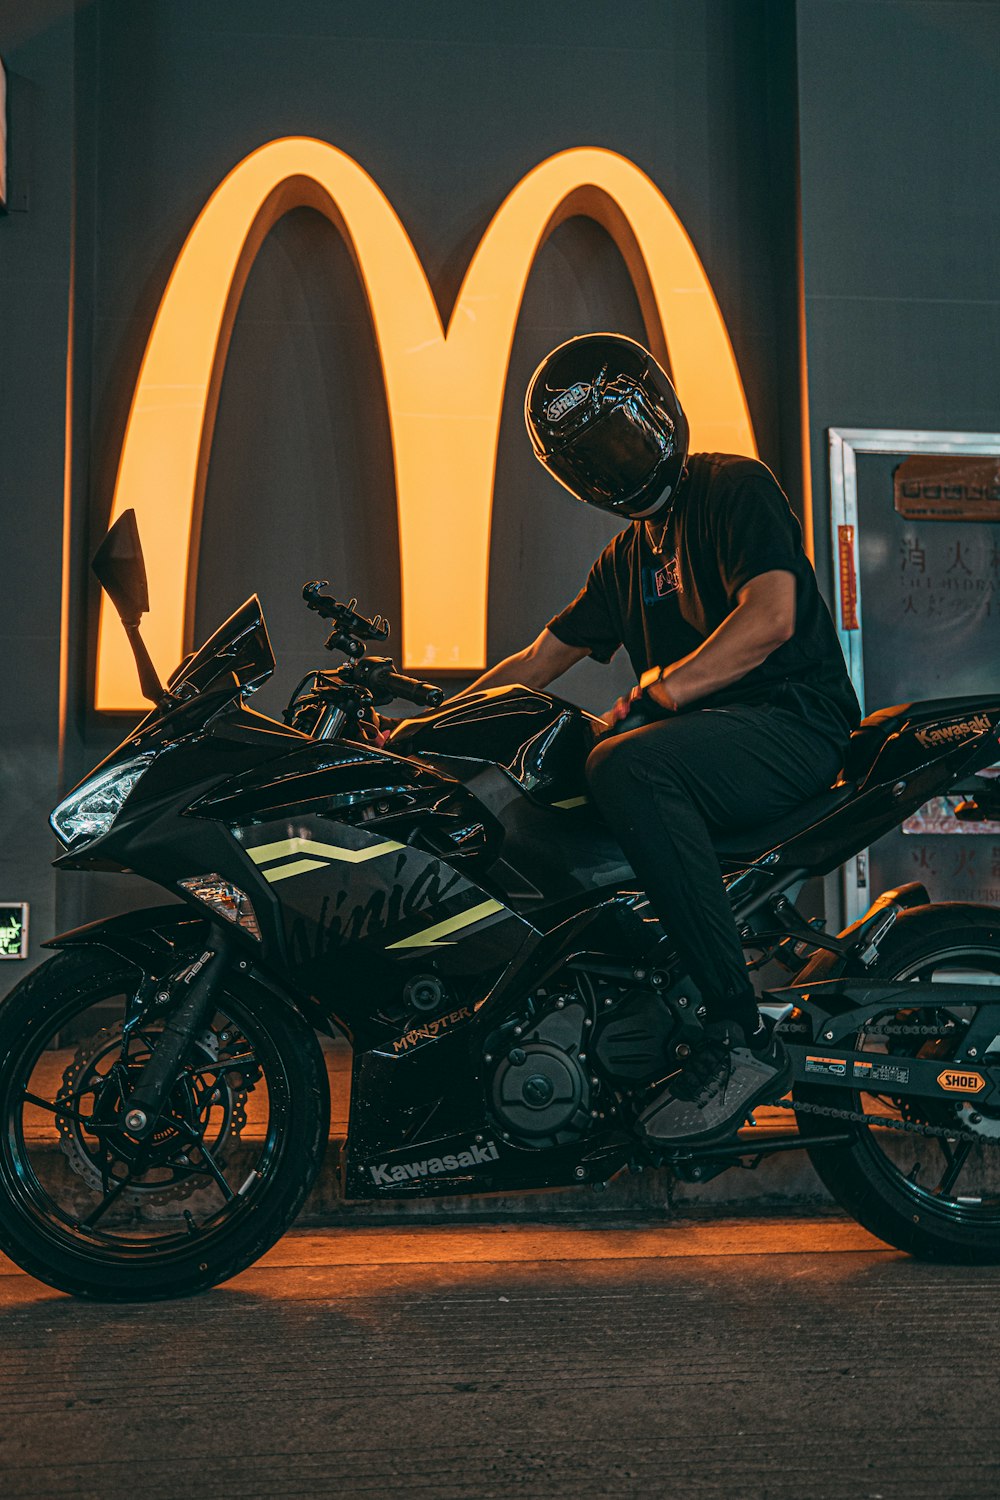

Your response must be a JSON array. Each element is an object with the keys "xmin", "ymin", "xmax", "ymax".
[{"xmin": 3, "ymin": 510, "xmax": 1000, "ymax": 1300}]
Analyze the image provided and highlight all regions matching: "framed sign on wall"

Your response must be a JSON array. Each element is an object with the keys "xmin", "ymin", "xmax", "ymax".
[
  {"xmin": 0, "ymin": 903, "xmax": 28, "ymax": 960},
  {"xmin": 830, "ymin": 428, "xmax": 1000, "ymax": 924}
]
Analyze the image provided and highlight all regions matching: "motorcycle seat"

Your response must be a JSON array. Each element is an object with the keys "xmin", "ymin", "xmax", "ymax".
[
  {"xmin": 711, "ymin": 781, "xmax": 856, "ymax": 861},
  {"xmin": 713, "ymin": 692, "xmax": 1000, "ymax": 863},
  {"xmin": 838, "ymin": 703, "xmax": 911, "ymax": 783}
]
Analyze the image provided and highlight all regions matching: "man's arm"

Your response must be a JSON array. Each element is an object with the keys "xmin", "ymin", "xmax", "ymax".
[
  {"xmin": 602, "ymin": 571, "xmax": 795, "ymax": 726},
  {"xmin": 460, "ymin": 628, "xmax": 591, "ymax": 696},
  {"xmin": 648, "ymin": 570, "xmax": 796, "ymax": 709}
]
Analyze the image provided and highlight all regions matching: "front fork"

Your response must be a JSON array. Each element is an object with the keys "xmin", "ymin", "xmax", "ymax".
[{"xmin": 122, "ymin": 924, "xmax": 237, "ymax": 1140}]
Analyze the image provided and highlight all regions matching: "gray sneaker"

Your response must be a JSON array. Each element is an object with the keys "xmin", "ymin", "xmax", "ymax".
[{"xmin": 637, "ymin": 1021, "xmax": 792, "ymax": 1145}]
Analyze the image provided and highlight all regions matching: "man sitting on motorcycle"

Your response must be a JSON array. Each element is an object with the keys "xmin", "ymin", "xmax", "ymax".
[{"xmin": 461, "ymin": 332, "xmax": 861, "ymax": 1145}]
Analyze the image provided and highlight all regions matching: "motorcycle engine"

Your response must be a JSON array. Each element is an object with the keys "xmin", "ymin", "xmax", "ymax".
[{"xmin": 484, "ymin": 974, "xmax": 684, "ymax": 1149}]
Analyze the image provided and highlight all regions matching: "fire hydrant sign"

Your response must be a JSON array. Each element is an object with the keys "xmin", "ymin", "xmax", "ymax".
[
  {"xmin": 0, "ymin": 904, "xmax": 28, "ymax": 959},
  {"xmin": 855, "ymin": 448, "xmax": 1000, "ymax": 909}
]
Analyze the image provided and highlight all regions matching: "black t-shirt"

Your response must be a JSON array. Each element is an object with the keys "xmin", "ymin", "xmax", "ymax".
[{"xmin": 547, "ymin": 453, "xmax": 861, "ymax": 746}]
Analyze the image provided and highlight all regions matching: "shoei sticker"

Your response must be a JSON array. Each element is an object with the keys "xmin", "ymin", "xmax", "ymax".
[
  {"xmin": 937, "ymin": 1069, "xmax": 986, "ymax": 1094},
  {"xmin": 806, "ymin": 1055, "xmax": 847, "ymax": 1077},
  {"xmin": 546, "ymin": 383, "xmax": 590, "ymax": 422}
]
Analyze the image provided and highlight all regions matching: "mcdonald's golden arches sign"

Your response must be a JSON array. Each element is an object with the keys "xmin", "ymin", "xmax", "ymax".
[{"xmin": 97, "ymin": 137, "xmax": 755, "ymax": 712}]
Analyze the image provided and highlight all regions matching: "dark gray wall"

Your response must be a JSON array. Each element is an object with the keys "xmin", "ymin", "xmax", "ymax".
[
  {"xmin": 0, "ymin": 5, "xmax": 78, "ymax": 982},
  {"xmin": 4, "ymin": 0, "xmax": 996, "ymax": 985},
  {"xmin": 797, "ymin": 0, "xmax": 1000, "ymax": 591}
]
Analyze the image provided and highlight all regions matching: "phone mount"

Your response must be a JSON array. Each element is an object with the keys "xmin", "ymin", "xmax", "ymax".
[{"xmin": 301, "ymin": 581, "xmax": 390, "ymax": 659}]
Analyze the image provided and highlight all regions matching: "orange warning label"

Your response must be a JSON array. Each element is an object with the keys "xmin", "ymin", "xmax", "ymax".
[{"xmin": 838, "ymin": 525, "xmax": 859, "ymax": 630}]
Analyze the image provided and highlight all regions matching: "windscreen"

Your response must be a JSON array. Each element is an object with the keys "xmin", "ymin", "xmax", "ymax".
[{"xmin": 168, "ymin": 596, "xmax": 275, "ymax": 697}]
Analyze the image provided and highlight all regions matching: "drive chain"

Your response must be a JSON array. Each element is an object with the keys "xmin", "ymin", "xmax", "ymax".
[
  {"xmin": 774, "ymin": 1095, "xmax": 992, "ymax": 1146},
  {"xmin": 779, "ymin": 1020, "xmax": 961, "ymax": 1038},
  {"xmin": 776, "ymin": 1014, "xmax": 994, "ymax": 1144}
]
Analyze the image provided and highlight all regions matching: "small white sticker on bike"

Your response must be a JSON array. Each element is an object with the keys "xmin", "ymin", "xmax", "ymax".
[{"xmin": 805, "ymin": 1054, "xmax": 846, "ymax": 1077}]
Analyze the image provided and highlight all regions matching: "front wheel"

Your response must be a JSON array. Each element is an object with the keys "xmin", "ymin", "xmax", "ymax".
[
  {"xmin": 0, "ymin": 947, "xmax": 330, "ymax": 1299},
  {"xmin": 797, "ymin": 904, "xmax": 1000, "ymax": 1263}
]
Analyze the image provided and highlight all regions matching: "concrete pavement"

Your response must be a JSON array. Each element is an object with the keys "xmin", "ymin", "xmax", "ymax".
[{"xmin": 0, "ymin": 1214, "xmax": 997, "ymax": 1499}]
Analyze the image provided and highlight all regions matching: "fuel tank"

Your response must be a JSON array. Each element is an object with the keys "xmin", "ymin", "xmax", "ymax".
[{"xmin": 388, "ymin": 686, "xmax": 601, "ymax": 810}]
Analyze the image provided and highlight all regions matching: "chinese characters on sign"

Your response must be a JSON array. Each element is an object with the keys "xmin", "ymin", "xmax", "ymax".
[
  {"xmin": 838, "ymin": 524, "xmax": 859, "ymax": 630},
  {"xmin": 896, "ymin": 525, "xmax": 999, "ymax": 622},
  {"xmin": 898, "ymin": 839, "xmax": 1000, "ymax": 909}
]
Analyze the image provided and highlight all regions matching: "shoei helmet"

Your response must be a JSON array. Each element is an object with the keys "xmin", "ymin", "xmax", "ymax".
[{"xmin": 525, "ymin": 333, "xmax": 689, "ymax": 519}]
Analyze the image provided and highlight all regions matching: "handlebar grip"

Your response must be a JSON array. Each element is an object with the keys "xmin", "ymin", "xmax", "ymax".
[{"xmin": 384, "ymin": 671, "xmax": 443, "ymax": 708}]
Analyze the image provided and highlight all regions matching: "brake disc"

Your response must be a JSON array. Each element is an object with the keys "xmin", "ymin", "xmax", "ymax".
[{"xmin": 55, "ymin": 1022, "xmax": 252, "ymax": 1207}]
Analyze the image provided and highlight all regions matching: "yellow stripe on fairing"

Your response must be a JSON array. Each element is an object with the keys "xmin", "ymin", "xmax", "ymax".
[
  {"xmin": 246, "ymin": 836, "xmax": 404, "ymax": 868},
  {"xmin": 262, "ymin": 858, "xmax": 329, "ymax": 884},
  {"xmin": 552, "ymin": 795, "xmax": 588, "ymax": 809},
  {"xmin": 387, "ymin": 898, "xmax": 506, "ymax": 950}
]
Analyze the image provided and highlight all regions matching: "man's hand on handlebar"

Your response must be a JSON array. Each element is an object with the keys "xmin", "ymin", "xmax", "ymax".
[
  {"xmin": 597, "ymin": 686, "xmax": 643, "ymax": 733},
  {"xmin": 362, "ymin": 711, "xmax": 394, "ymax": 749},
  {"xmin": 596, "ymin": 670, "xmax": 681, "ymax": 736}
]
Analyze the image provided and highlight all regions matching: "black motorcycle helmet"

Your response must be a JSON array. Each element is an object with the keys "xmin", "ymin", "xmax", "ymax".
[{"xmin": 524, "ymin": 333, "xmax": 689, "ymax": 520}]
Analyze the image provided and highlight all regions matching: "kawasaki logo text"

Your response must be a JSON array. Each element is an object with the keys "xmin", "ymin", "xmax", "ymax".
[
  {"xmin": 369, "ymin": 1139, "xmax": 500, "ymax": 1186},
  {"xmin": 915, "ymin": 714, "xmax": 992, "ymax": 749}
]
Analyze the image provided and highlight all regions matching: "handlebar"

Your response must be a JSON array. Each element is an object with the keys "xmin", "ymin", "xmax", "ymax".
[{"xmin": 364, "ymin": 658, "xmax": 443, "ymax": 708}]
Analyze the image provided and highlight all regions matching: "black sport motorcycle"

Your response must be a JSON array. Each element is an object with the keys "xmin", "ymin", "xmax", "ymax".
[{"xmin": 3, "ymin": 510, "xmax": 1000, "ymax": 1300}]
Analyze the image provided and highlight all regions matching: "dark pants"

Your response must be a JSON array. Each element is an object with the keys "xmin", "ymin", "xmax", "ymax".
[{"xmin": 585, "ymin": 705, "xmax": 844, "ymax": 1032}]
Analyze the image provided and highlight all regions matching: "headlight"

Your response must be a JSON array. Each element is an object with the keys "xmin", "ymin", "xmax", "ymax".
[{"xmin": 50, "ymin": 753, "xmax": 156, "ymax": 850}]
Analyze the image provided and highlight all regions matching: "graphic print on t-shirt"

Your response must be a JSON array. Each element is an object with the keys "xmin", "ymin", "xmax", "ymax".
[{"xmin": 645, "ymin": 554, "xmax": 681, "ymax": 604}]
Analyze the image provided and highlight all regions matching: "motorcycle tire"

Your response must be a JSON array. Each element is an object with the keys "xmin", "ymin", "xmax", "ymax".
[
  {"xmin": 796, "ymin": 903, "xmax": 1000, "ymax": 1263},
  {"xmin": 0, "ymin": 947, "xmax": 330, "ymax": 1300}
]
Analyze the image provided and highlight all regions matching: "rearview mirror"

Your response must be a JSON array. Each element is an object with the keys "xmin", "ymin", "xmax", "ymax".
[
  {"xmin": 92, "ymin": 509, "xmax": 165, "ymax": 707},
  {"xmin": 92, "ymin": 509, "xmax": 149, "ymax": 626}
]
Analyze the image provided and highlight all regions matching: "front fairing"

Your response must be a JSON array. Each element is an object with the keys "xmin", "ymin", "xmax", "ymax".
[
  {"xmin": 167, "ymin": 595, "xmax": 274, "ymax": 698},
  {"xmin": 55, "ymin": 596, "xmax": 282, "ymax": 819},
  {"xmin": 53, "ymin": 699, "xmax": 307, "ymax": 872},
  {"xmin": 56, "ymin": 715, "xmax": 536, "ymax": 1043}
]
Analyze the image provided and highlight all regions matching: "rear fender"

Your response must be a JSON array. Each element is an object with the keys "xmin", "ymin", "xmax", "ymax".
[
  {"xmin": 772, "ymin": 892, "xmax": 1000, "ymax": 1051},
  {"xmin": 791, "ymin": 882, "xmax": 931, "ymax": 985}
]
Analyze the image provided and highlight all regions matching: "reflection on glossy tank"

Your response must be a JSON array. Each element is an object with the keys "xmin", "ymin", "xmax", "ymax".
[{"xmin": 389, "ymin": 686, "xmax": 602, "ymax": 807}]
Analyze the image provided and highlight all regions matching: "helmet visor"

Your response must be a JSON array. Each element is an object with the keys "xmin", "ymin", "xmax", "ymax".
[{"xmin": 542, "ymin": 394, "xmax": 677, "ymax": 513}]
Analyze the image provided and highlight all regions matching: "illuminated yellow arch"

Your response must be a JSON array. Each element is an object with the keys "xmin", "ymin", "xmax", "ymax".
[{"xmin": 97, "ymin": 138, "xmax": 755, "ymax": 710}]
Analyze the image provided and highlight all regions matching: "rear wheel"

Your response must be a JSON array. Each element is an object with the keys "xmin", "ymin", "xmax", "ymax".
[
  {"xmin": 0, "ymin": 947, "xmax": 330, "ymax": 1299},
  {"xmin": 797, "ymin": 905, "xmax": 1000, "ymax": 1262}
]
